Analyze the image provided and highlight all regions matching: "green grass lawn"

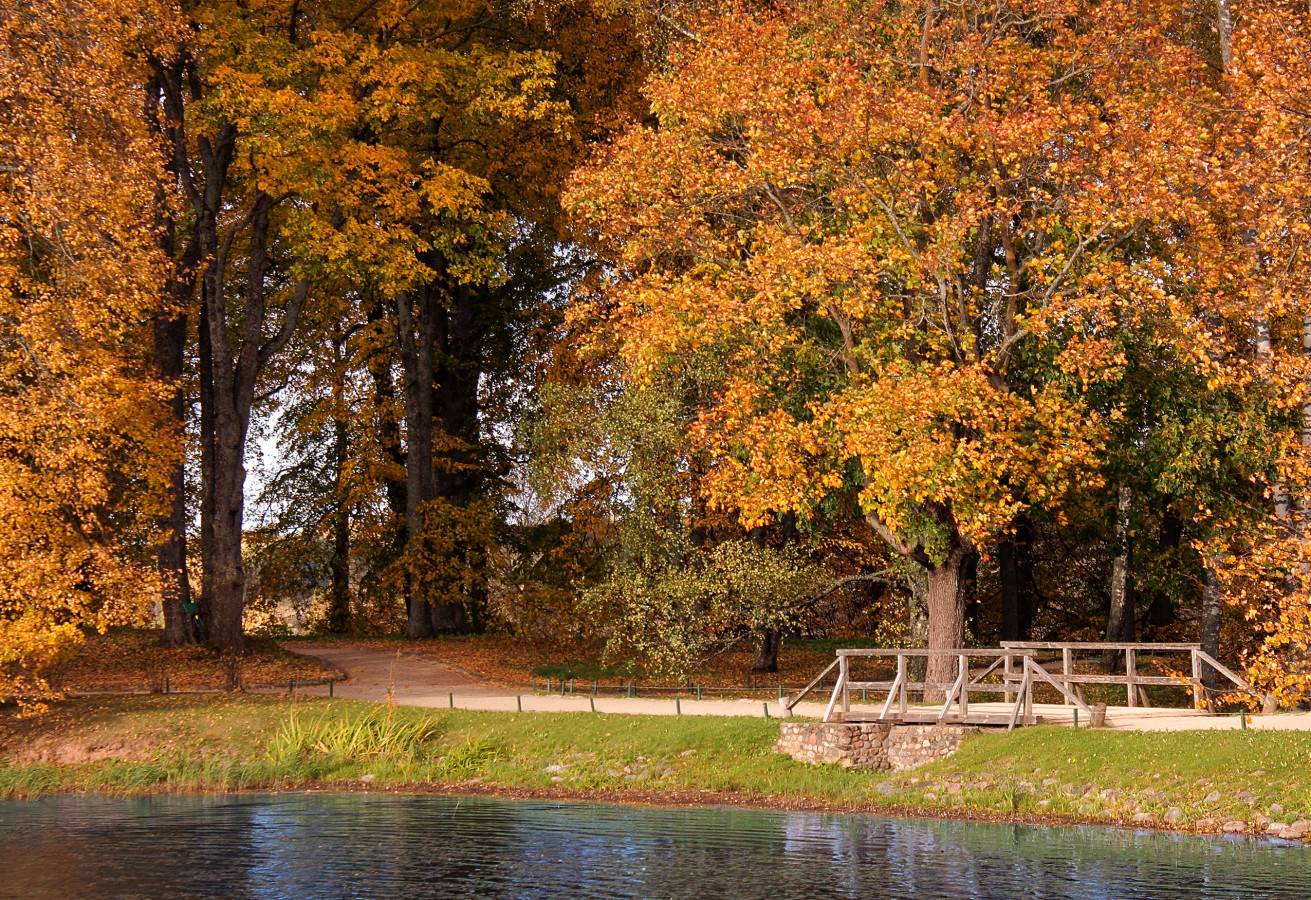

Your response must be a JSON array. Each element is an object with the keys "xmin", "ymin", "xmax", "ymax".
[{"xmin": 1, "ymin": 694, "xmax": 1307, "ymax": 837}]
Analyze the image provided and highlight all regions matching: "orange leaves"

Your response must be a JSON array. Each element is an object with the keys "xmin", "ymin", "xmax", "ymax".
[
  {"xmin": 568, "ymin": 0, "xmax": 1213, "ymax": 568},
  {"xmin": 1, "ymin": 0, "xmax": 175, "ymax": 698}
]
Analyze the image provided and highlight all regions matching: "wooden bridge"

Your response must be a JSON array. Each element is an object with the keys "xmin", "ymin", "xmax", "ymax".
[{"xmin": 784, "ymin": 642, "xmax": 1260, "ymax": 730}]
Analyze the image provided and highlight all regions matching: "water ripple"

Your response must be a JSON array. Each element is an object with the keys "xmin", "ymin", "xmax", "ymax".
[{"xmin": 0, "ymin": 794, "xmax": 1307, "ymax": 899}]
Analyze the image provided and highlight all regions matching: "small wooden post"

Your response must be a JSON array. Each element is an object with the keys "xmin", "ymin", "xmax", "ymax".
[
  {"xmin": 1023, "ymin": 657, "xmax": 1034, "ymax": 720},
  {"xmin": 840, "ymin": 655, "xmax": 850, "ymax": 715},
  {"xmin": 958, "ymin": 654, "xmax": 969, "ymax": 717},
  {"xmin": 1062, "ymin": 648, "xmax": 1073, "ymax": 706},
  {"xmin": 897, "ymin": 654, "xmax": 908, "ymax": 715},
  {"xmin": 1125, "ymin": 648, "xmax": 1137, "ymax": 708},
  {"xmin": 1003, "ymin": 654, "xmax": 1013, "ymax": 705},
  {"xmin": 1191, "ymin": 649, "xmax": 1204, "ymax": 710}
]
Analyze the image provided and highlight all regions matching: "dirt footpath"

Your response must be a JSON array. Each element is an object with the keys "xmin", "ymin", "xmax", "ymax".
[
  {"xmin": 289, "ymin": 645, "xmax": 808, "ymax": 718},
  {"xmin": 289, "ymin": 644, "xmax": 1311, "ymax": 730}
]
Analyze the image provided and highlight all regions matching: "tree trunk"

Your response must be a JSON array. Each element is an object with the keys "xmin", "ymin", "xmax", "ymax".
[
  {"xmin": 366, "ymin": 300, "xmax": 408, "ymax": 568},
  {"xmin": 1104, "ymin": 485, "xmax": 1135, "ymax": 673},
  {"xmin": 924, "ymin": 541, "xmax": 972, "ymax": 700},
  {"xmin": 155, "ymin": 303, "xmax": 194, "ymax": 647},
  {"xmin": 148, "ymin": 69, "xmax": 199, "ymax": 649},
  {"xmin": 1145, "ymin": 508, "xmax": 1181, "ymax": 628},
  {"xmin": 906, "ymin": 568, "xmax": 929, "ymax": 688},
  {"xmin": 430, "ymin": 279, "xmax": 482, "ymax": 631},
  {"xmin": 1200, "ymin": 559, "xmax": 1223, "ymax": 693},
  {"xmin": 961, "ymin": 548, "xmax": 979, "ymax": 641},
  {"xmin": 198, "ymin": 277, "xmax": 217, "ymax": 634},
  {"xmin": 999, "ymin": 514, "xmax": 1034, "ymax": 642},
  {"xmin": 398, "ymin": 276, "xmax": 438, "ymax": 640},
  {"xmin": 327, "ymin": 338, "xmax": 351, "ymax": 633},
  {"xmin": 753, "ymin": 628, "xmax": 781, "ymax": 674}
]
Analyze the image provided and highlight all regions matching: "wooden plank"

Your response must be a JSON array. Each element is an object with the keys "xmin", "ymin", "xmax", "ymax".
[
  {"xmin": 959, "ymin": 654, "xmax": 969, "ymax": 718},
  {"xmin": 837, "ymin": 648, "xmax": 1032, "ymax": 657},
  {"xmin": 1062, "ymin": 648, "xmax": 1072, "ymax": 707},
  {"xmin": 1007, "ymin": 668, "xmax": 1033, "ymax": 731},
  {"xmin": 786, "ymin": 657, "xmax": 839, "ymax": 711},
  {"xmin": 840, "ymin": 655, "xmax": 850, "ymax": 715},
  {"xmin": 938, "ymin": 665, "xmax": 966, "ymax": 723},
  {"xmin": 1193, "ymin": 649, "xmax": 1253, "ymax": 692},
  {"xmin": 1126, "ymin": 648, "xmax": 1137, "ymax": 709},
  {"xmin": 878, "ymin": 667, "xmax": 905, "ymax": 721},
  {"xmin": 845, "ymin": 680, "xmax": 1023, "ymax": 693},
  {"xmin": 897, "ymin": 654, "xmax": 908, "ymax": 715},
  {"xmin": 1002, "ymin": 641, "xmax": 1201, "ymax": 652},
  {"xmin": 823, "ymin": 669, "xmax": 846, "ymax": 722},
  {"xmin": 1026, "ymin": 657, "xmax": 1095, "ymax": 719},
  {"xmin": 1044, "ymin": 674, "xmax": 1184, "ymax": 687}
]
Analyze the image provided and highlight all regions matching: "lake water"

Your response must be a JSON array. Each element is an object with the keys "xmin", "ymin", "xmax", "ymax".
[{"xmin": 1, "ymin": 793, "xmax": 1309, "ymax": 898}]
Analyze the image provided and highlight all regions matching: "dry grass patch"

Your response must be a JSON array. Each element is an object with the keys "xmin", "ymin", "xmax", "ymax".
[{"xmin": 45, "ymin": 628, "xmax": 338, "ymax": 694}]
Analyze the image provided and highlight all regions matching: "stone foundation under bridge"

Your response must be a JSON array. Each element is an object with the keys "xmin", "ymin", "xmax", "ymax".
[{"xmin": 775, "ymin": 721, "xmax": 978, "ymax": 771}]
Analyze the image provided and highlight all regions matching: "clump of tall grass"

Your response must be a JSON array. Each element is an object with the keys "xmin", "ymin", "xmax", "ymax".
[
  {"xmin": 434, "ymin": 736, "xmax": 508, "ymax": 780},
  {"xmin": 269, "ymin": 709, "xmax": 438, "ymax": 763}
]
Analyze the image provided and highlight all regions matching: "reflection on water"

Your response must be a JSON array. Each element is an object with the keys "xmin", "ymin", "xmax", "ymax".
[{"xmin": 0, "ymin": 793, "xmax": 1308, "ymax": 899}]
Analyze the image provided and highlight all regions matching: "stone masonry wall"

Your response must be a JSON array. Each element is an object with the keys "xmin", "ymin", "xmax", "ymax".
[{"xmin": 774, "ymin": 722, "xmax": 978, "ymax": 771}]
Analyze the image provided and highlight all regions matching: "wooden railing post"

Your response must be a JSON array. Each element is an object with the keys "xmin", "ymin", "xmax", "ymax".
[
  {"xmin": 1024, "ymin": 656, "xmax": 1034, "ymax": 719},
  {"xmin": 959, "ymin": 654, "xmax": 969, "ymax": 717},
  {"xmin": 1191, "ymin": 649, "xmax": 1204, "ymax": 711},
  {"xmin": 840, "ymin": 654, "xmax": 850, "ymax": 716},
  {"xmin": 1003, "ymin": 653, "xmax": 1014, "ymax": 705},
  {"xmin": 1125, "ymin": 648, "xmax": 1137, "ymax": 708},
  {"xmin": 1062, "ymin": 648, "xmax": 1073, "ymax": 706},
  {"xmin": 897, "ymin": 653, "xmax": 908, "ymax": 714}
]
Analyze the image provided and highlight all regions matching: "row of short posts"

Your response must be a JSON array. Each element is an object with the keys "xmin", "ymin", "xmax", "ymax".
[{"xmin": 285, "ymin": 679, "xmax": 335, "ymax": 697}]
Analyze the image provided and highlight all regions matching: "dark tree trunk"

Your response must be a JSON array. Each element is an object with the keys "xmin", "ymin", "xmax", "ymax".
[
  {"xmin": 1104, "ymin": 486, "xmax": 1136, "ymax": 673},
  {"xmin": 924, "ymin": 539, "xmax": 973, "ymax": 700},
  {"xmin": 999, "ymin": 513, "xmax": 1035, "ymax": 642},
  {"xmin": 398, "ymin": 274, "xmax": 438, "ymax": 640},
  {"xmin": 961, "ymin": 548, "xmax": 979, "ymax": 641},
  {"xmin": 147, "ymin": 69, "xmax": 199, "ymax": 649},
  {"xmin": 327, "ymin": 337, "xmax": 351, "ymax": 633},
  {"xmin": 753, "ymin": 628, "xmax": 781, "ymax": 673},
  {"xmin": 430, "ymin": 279, "xmax": 482, "ymax": 632},
  {"xmin": 155, "ymin": 302, "xmax": 194, "ymax": 647},
  {"xmin": 1145, "ymin": 507, "xmax": 1181, "ymax": 629},
  {"xmin": 366, "ymin": 300, "xmax": 408, "ymax": 558},
  {"xmin": 154, "ymin": 68, "xmax": 310, "ymax": 656},
  {"xmin": 198, "ymin": 287, "xmax": 216, "ymax": 628}
]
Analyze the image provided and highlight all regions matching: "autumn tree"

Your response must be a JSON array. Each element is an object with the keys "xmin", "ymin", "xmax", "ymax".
[
  {"xmin": 0, "ymin": 0, "xmax": 176, "ymax": 693},
  {"xmin": 568, "ymin": 0, "xmax": 1242, "ymax": 691},
  {"xmin": 1203, "ymin": 0, "xmax": 1311, "ymax": 704}
]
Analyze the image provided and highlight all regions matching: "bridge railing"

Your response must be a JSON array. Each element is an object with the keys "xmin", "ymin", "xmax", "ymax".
[
  {"xmin": 785, "ymin": 648, "xmax": 1041, "ymax": 730},
  {"xmin": 999, "ymin": 641, "xmax": 1256, "ymax": 710},
  {"xmin": 786, "ymin": 642, "xmax": 1261, "ymax": 728}
]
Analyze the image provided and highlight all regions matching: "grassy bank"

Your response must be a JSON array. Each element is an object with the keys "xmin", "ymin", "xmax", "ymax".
[{"xmin": 1, "ymin": 695, "xmax": 1308, "ymax": 839}]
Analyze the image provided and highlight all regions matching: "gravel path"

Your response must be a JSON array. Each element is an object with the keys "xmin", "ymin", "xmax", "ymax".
[{"xmin": 288, "ymin": 644, "xmax": 1311, "ymax": 730}]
